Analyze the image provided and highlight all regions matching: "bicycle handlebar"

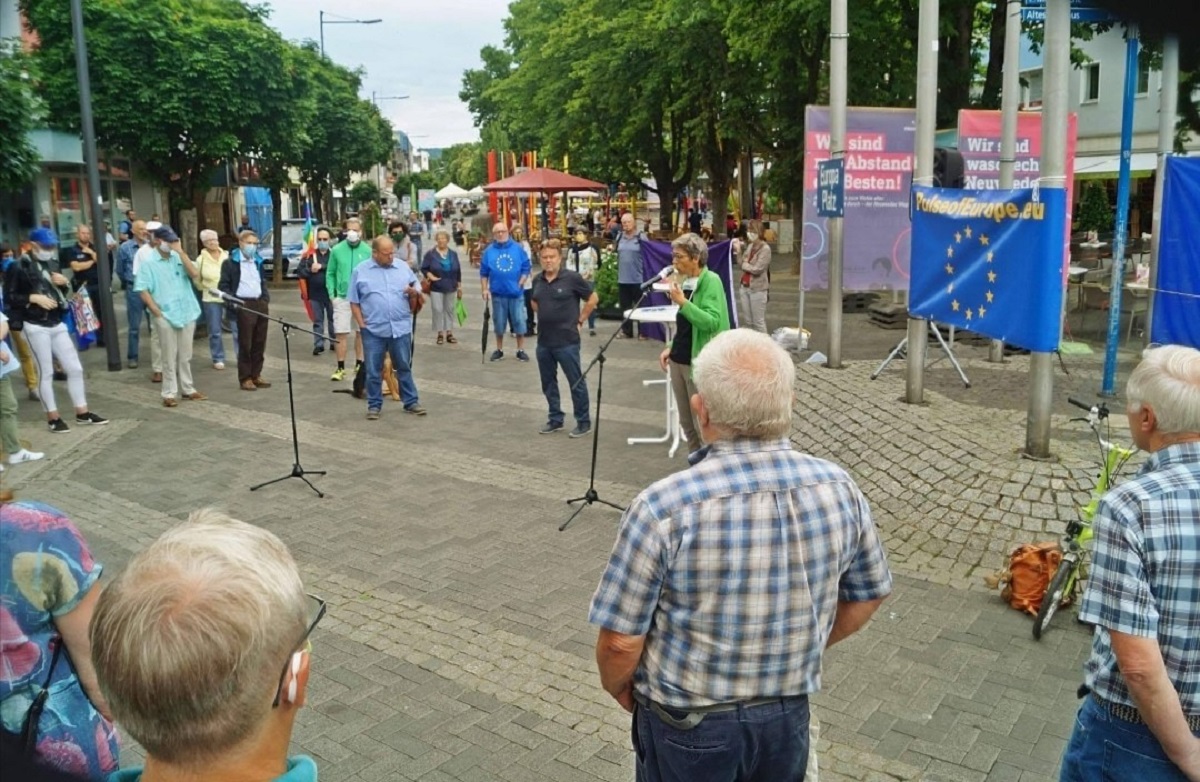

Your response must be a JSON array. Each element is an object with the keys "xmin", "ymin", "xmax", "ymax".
[{"xmin": 1068, "ymin": 397, "xmax": 1093, "ymax": 411}]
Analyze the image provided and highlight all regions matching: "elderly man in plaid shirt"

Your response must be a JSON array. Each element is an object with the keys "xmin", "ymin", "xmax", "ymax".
[
  {"xmin": 1060, "ymin": 345, "xmax": 1200, "ymax": 782},
  {"xmin": 589, "ymin": 329, "xmax": 893, "ymax": 782}
]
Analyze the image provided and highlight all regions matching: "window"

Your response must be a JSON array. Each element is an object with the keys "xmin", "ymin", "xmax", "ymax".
[
  {"xmin": 1025, "ymin": 69, "xmax": 1044, "ymax": 108},
  {"xmin": 1136, "ymin": 51, "xmax": 1152, "ymax": 95},
  {"xmin": 1083, "ymin": 63, "xmax": 1101, "ymax": 102}
]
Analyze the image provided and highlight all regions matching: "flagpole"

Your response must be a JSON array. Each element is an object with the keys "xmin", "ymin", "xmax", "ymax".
[
  {"xmin": 990, "ymin": 0, "xmax": 1022, "ymax": 364},
  {"xmin": 906, "ymin": 0, "xmax": 939, "ymax": 404},
  {"xmin": 825, "ymin": 0, "xmax": 848, "ymax": 369},
  {"xmin": 1025, "ymin": 0, "xmax": 1070, "ymax": 459},
  {"xmin": 1145, "ymin": 35, "xmax": 1179, "ymax": 342}
]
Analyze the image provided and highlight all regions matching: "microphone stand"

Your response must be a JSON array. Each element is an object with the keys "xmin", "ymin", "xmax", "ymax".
[
  {"xmin": 560, "ymin": 281, "xmax": 661, "ymax": 532},
  {"xmin": 223, "ymin": 297, "xmax": 337, "ymax": 497}
]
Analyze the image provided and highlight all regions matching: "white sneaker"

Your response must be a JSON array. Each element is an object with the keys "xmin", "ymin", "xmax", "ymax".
[
  {"xmin": 8, "ymin": 449, "xmax": 46, "ymax": 465},
  {"xmin": 213, "ymin": 362, "xmax": 226, "ymax": 370}
]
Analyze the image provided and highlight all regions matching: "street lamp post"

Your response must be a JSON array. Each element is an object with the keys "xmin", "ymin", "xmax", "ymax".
[{"xmin": 318, "ymin": 10, "xmax": 382, "ymax": 57}]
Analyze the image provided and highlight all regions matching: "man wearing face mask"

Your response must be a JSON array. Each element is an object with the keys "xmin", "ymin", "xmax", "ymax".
[
  {"xmin": 298, "ymin": 227, "xmax": 334, "ymax": 356},
  {"xmin": 326, "ymin": 218, "xmax": 372, "ymax": 381},
  {"xmin": 219, "ymin": 230, "xmax": 272, "ymax": 392},
  {"xmin": 134, "ymin": 226, "xmax": 206, "ymax": 407}
]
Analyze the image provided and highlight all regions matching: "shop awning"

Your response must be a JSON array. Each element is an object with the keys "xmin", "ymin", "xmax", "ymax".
[{"xmin": 1074, "ymin": 152, "xmax": 1159, "ymax": 180}]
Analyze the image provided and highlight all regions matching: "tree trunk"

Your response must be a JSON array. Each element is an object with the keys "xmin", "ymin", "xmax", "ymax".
[
  {"xmin": 710, "ymin": 178, "xmax": 729, "ymax": 243},
  {"xmin": 657, "ymin": 183, "xmax": 675, "ymax": 235},
  {"xmin": 271, "ymin": 186, "xmax": 284, "ymax": 283},
  {"xmin": 790, "ymin": 200, "xmax": 804, "ymax": 276},
  {"xmin": 980, "ymin": 0, "xmax": 1006, "ymax": 109}
]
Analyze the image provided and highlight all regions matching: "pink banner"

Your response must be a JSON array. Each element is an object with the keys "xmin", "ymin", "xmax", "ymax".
[{"xmin": 957, "ymin": 110, "xmax": 1078, "ymax": 272}]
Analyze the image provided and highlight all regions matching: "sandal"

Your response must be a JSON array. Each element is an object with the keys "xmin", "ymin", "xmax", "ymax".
[
  {"xmin": 437, "ymin": 334, "xmax": 444, "ymax": 345},
  {"xmin": 446, "ymin": 334, "xmax": 457, "ymax": 344}
]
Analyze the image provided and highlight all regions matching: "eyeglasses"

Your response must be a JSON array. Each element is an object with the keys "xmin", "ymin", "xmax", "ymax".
[{"xmin": 271, "ymin": 593, "xmax": 327, "ymax": 707}]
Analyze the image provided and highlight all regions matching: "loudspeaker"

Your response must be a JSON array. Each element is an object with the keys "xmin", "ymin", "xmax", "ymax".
[{"xmin": 933, "ymin": 148, "xmax": 966, "ymax": 189}]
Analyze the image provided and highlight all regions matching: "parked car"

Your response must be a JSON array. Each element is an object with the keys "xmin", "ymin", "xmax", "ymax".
[{"xmin": 259, "ymin": 218, "xmax": 307, "ymax": 279}]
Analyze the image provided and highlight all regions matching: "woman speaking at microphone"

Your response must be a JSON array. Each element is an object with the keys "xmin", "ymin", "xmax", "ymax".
[{"xmin": 656, "ymin": 232, "xmax": 730, "ymax": 460}]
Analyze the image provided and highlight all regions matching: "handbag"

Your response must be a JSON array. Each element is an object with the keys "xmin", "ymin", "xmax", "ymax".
[
  {"xmin": 0, "ymin": 639, "xmax": 63, "ymax": 756},
  {"xmin": 740, "ymin": 271, "xmax": 753, "ymax": 287},
  {"xmin": 455, "ymin": 296, "xmax": 468, "ymax": 326}
]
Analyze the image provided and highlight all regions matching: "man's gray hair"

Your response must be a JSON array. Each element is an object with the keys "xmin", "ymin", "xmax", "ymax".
[
  {"xmin": 671, "ymin": 233, "xmax": 708, "ymax": 267},
  {"xmin": 90, "ymin": 509, "xmax": 308, "ymax": 765},
  {"xmin": 692, "ymin": 329, "xmax": 794, "ymax": 439},
  {"xmin": 199, "ymin": 229, "xmax": 218, "ymax": 243},
  {"xmin": 1126, "ymin": 345, "xmax": 1200, "ymax": 435}
]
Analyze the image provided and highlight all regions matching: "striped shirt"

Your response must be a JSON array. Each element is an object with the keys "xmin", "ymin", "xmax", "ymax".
[
  {"xmin": 1080, "ymin": 441, "xmax": 1200, "ymax": 715},
  {"xmin": 589, "ymin": 437, "xmax": 893, "ymax": 709}
]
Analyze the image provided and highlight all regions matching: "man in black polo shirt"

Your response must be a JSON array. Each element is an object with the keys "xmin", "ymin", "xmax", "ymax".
[
  {"xmin": 60, "ymin": 223, "xmax": 107, "ymax": 347},
  {"xmin": 530, "ymin": 239, "xmax": 597, "ymax": 438}
]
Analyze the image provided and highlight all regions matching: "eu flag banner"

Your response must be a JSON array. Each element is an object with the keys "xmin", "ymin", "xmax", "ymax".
[{"xmin": 909, "ymin": 187, "xmax": 1066, "ymax": 352}]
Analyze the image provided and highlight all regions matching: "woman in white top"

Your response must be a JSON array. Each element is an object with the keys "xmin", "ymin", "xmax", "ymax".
[
  {"xmin": 195, "ymin": 230, "xmax": 236, "ymax": 369},
  {"xmin": 567, "ymin": 230, "xmax": 600, "ymax": 335}
]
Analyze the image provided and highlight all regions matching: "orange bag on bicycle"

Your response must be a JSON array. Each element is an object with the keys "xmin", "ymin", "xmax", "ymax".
[{"xmin": 986, "ymin": 542, "xmax": 1063, "ymax": 615}]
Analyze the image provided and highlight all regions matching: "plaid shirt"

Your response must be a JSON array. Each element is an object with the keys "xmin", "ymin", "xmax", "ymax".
[
  {"xmin": 1080, "ymin": 441, "xmax": 1200, "ymax": 715},
  {"xmin": 588, "ymin": 437, "xmax": 893, "ymax": 708}
]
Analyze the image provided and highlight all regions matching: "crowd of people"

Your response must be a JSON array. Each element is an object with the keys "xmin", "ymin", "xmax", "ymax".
[{"xmin": 5, "ymin": 200, "xmax": 1198, "ymax": 782}]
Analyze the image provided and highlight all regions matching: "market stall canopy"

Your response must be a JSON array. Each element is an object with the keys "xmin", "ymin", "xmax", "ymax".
[
  {"xmin": 482, "ymin": 168, "xmax": 607, "ymax": 193},
  {"xmin": 467, "ymin": 185, "xmax": 486, "ymax": 198},
  {"xmin": 435, "ymin": 183, "xmax": 471, "ymax": 199}
]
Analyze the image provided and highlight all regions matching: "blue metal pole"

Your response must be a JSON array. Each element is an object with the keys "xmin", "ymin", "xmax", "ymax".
[{"xmin": 1100, "ymin": 25, "xmax": 1139, "ymax": 396}]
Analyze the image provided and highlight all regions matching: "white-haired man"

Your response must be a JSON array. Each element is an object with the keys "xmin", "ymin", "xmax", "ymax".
[
  {"xmin": 92, "ymin": 509, "xmax": 325, "ymax": 782},
  {"xmin": 589, "ymin": 329, "xmax": 892, "ymax": 782},
  {"xmin": 1060, "ymin": 345, "xmax": 1200, "ymax": 781}
]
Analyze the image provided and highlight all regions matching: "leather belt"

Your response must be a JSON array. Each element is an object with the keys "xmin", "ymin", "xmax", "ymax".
[
  {"xmin": 634, "ymin": 693, "xmax": 803, "ymax": 731},
  {"xmin": 1091, "ymin": 693, "xmax": 1200, "ymax": 731}
]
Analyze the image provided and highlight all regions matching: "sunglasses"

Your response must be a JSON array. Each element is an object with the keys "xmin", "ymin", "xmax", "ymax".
[{"xmin": 271, "ymin": 593, "xmax": 327, "ymax": 707}]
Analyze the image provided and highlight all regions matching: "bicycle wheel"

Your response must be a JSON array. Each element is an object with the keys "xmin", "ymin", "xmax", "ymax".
[{"xmin": 1033, "ymin": 553, "xmax": 1077, "ymax": 640}]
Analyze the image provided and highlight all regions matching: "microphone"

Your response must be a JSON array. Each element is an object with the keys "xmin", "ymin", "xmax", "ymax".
[
  {"xmin": 640, "ymin": 266, "xmax": 676, "ymax": 292},
  {"xmin": 207, "ymin": 289, "xmax": 244, "ymax": 305}
]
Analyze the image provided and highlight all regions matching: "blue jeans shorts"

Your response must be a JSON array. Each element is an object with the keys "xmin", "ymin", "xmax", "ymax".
[{"xmin": 491, "ymin": 295, "xmax": 526, "ymax": 337}]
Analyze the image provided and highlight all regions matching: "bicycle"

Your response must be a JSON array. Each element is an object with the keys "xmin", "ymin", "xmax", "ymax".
[{"xmin": 1031, "ymin": 397, "xmax": 1138, "ymax": 640}]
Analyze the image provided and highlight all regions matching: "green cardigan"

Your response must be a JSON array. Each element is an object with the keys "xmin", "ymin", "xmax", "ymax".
[{"xmin": 673, "ymin": 268, "xmax": 730, "ymax": 365}]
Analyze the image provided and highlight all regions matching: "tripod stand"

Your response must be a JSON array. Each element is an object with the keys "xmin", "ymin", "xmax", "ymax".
[
  {"xmin": 870, "ymin": 320, "xmax": 972, "ymax": 388},
  {"xmin": 231, "ymin": 302, "xmax": 336, "ymax": 497},
  {"xmin": 561, "ymin": 288, "xmax": 655, "ymax": 531}
]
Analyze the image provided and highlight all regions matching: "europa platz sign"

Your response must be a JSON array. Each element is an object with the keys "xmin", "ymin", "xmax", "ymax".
[{"xmin": 802, "ymin": 106, "xmax": 916, "ymax": 292}]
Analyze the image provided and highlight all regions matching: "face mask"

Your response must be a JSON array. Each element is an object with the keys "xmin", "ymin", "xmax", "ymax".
[
  {"xmin": 35, "ymin": 248, "xmax": 56, "ymax": 262},
  {"xmin": 242, "ymin": 244, "xmax": 258, "ymax": 257},
  {"xmin": 346, "ymin": 230, "xmax": 360, "ymax": 244},
  {"xmin": 390, "ymin": 233, "xmax": 405, "ymax": 243},
  {"xmin": 158, "ymin": 242, "xmax": 173, "ymax": 255},
  {"xmin": 317, "ymin": 240, "xmax": 330, "ymax": 252},
  {"xmin": 747, "ymin": 232, "xmax": 759, "ymax": 242}
]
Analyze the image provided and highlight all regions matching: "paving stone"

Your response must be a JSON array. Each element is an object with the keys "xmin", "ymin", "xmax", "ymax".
[{"xmin": 5, "ymin": 279, "xmax": 1117, "ymax": 781}]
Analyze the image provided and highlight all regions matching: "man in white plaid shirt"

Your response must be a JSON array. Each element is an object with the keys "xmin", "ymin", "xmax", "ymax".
[
  {"xmin": 1060, "ymin": 345, "xmax": 1200, "ymax": 782},
  {"xmin": 589, "ymin": 329, "xmax": 892, "ymax": 782}
]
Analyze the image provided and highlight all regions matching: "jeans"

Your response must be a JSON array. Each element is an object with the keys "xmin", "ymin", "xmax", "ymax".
[
  {"xmin": 1060, "ymin": 696, "xmax": 1195, "ymax": 782},
  {"xmin": 524, "ymin": 289, "xmax": 536, "ymax": 334},
  {"xmin": 202, "ymin": 301, "xmax": 236, "ymax": 364},
  {"xmin": 361, "ymin": 329, "xmax": 419, "ymax": 411},
  {"xmin": 309, "ymin": 296, "xmax": 334, "ymax": 350},
  {"xmin": 126, "ymin": 287, "xmax": 144, "ymax": 361},
  {"xmin": 24, "ymin": 322, "xmax": 86, "ymax": 416},
  {"xmin": 633, "ymin": 696, "xmax": 810, "ymax": 782},
  {"xmin": 536, "ymin": 343, "xmax": 589, "ymax": 428},
  {"xmin": 491, "ymin": 295, "xmax": 526, "ymax": 337}
]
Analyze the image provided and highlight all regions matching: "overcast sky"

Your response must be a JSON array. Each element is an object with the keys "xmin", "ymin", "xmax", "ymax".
[{"xmin": 262, "ymin": 0, "xmax": 508, "ymax": 149}]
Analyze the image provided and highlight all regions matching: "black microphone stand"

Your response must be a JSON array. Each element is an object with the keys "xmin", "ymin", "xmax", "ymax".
[
  {"xmin": 224, "ymin": 298, "xmax": 336, "ymax": 497},
  {"xmin": 560, "ymin": 282, "xmax": 660, "ymax": 531}
]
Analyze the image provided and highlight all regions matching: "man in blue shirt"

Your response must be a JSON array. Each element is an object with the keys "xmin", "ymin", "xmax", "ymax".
[
  {"xmin": 348, "ymin": 235, "xmax": 426, "ymax": 420},
  {"xmin": 115, "ymin": 219, "xmax": 149, "ymax": 369},
  {"xmin": 134, "ymin": 225, "xmax": 206, "ymax": 407},
  {"xmin": 1059, "ymin": 345, "xmax": 1200, "ymax": 782},
  {"xmin": 479, "ymin": 223, "xmax": 531, "ymax": 362}
]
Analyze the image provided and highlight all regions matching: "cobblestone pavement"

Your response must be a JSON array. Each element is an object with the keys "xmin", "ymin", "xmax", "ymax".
[{"xmin": 3, "ymin": 254, "xmax": 1150, "ymax": 781}]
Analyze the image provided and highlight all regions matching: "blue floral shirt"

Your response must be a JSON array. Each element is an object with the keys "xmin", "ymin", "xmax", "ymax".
[{"xmin": 0, "ymin": 501, "xmax": 119, "ymax": 780}]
